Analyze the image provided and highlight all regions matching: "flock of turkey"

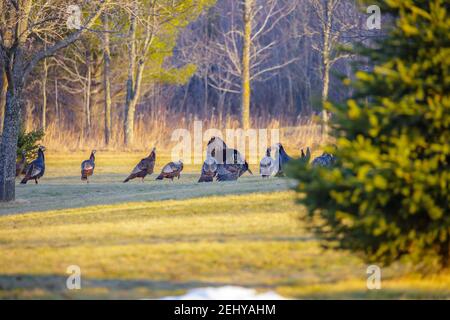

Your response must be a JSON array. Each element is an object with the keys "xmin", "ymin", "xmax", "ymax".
[{"xmin": 15, "ymin": 137, "xmax": 336, "ymax": 185}]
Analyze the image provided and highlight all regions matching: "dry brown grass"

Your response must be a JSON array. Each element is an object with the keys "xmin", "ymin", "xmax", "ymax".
[{"xmin": 40, "ymin": 115, "xmax": 328, "ymax": 153}]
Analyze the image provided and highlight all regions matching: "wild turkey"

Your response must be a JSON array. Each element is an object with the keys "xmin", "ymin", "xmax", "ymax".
[
  {"xmin": 205, "ymin": 136, "xmax": 253, "ymax": 181},
  {"xmin": 272, "ymin": 143, "xmax": 292, "ymax": 177},
  {"xmin": 206, "ymin": 136, "xmax": 227, "ymax": 162},
  {"xmin": 198, "ymin": 156, "xmax": 218, "ymax": 183},
  {"xmin": 216, "ymin": 161, "xmax": 252, "ymax": 181},
  {"xmin": 81, "ymin": 150, "xmax": 96, "ymax": 183},
  {"xmin": 20, "ymin": 146, "xmax": 46, "ymax": 184},
  {"xmin": 218, "ymin": 148, "xmax": 253, "ymax": 181},
  {"xmin": 217, "ymin": 148, "xmax": 253, "ymax": 181},
  {"xmin": 156, "ymin": 161, "xmax": 183, "ymax": 181},
  {"xmin": 123, "ymin": 148, "xmax": 156, "ymax": 183},
  {"xmin": 16, "ymin": 150, "xmax": 27, "ymax": 177},
  {"xmin": 299, "ymin": 147, "xmax": 311, "ymax": 165},
  {"xmin": 312, "ymin": 153, "xmax": 336, "ymax": 167},
  {"xmin": 260, "ymin": 148, "xmax": 274, "ymax": 178}
]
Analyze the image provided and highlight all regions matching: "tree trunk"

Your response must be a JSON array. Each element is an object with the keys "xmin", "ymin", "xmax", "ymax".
[
  {"xmin": 85, "ymin": 51, "xmax": 92, "ymax": 134},
  {"xmin": 124, "ymin": 10, "xmax": 137, "ymax": 146},
  {"xmin": 124, "ymin": 94, "xmax": 137, "ymax": 146},
  {"xmin": 123, "ymin": 0, "xmax": 155, "ymax": 146},
  {"xmin": 0, "ymin": 84, "xmax": 22, "ymax": 202},
  {"xmin": 24, "ymin": 100, "xmax": 34, "ymax": 132},
  {"xmin": 218, "ymin": 91, "xmax": 226, "ymax": 126},
  {"xmin": 321, "ymin": 0, "xmax": 333, "ymax": 137},
  {"xmin": 54, "ymin": 78, "xmax": 59, "ymax": 125},
  {"xmin": 203, "ymin": 72, "xmax": 209, "ymax": 118},
  {"xmin": 241, "ymin": 0, "xmax": 253, "ymax": 130},
  {"xmin": 125, "ymin": 60, "xmax": 145, "ymax": 146},
  {"xmin": 287, "ymin": 73, "xmax": 294, "ymax": 115},
  {"xmin": 102, "ymin": 14, "xmax": 112, "ymax": 146},
  {"xmin": 322, "ymin": 60, "xmax": 330, "ymax": 119},
  {"xmin": 41, "ymin": 58, "xmax": 48, "ymax": 132},
  {"xmin": 0, "ymin": 70, "xmax": 6, "ymax": 133}
]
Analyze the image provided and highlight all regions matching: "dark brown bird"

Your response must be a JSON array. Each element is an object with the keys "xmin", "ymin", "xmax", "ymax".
[
  {"xmin": 299, "ymin": 147, "xmax": 311, "ymax": 165},
  {"xmin": 21, "ymin": 146, "xmax": 46, "ymax": 184},
  {"xmin": 272, "ymin": 143, "xmax": 293, "ymax": 177},
  {"xmin": 81, "ymin": 150, "xmax": 96, "ymax": 183},
  {"xmin": 156, "ymin": 161, "xmax": 183, "ymax": 181},
  {"xmin": 312, "ymin": 153, "xmax": 336, "ymax": 168},
  {"xmin": 216, "ymin": 161, "xmax": 252, "ymax": 181},
  {"xmin": 16, "ymin": 150, "xmax": 27, "ymax": 177},
  {"xmin": 198, "ymin": 157, "xmax": 218, "ymax": 183},
  {"xmin": 206, "ymin": 137, "xmax": 253, "ymax": 181},
  {"xmin": 124, "ymin": 148, "xmax": 156, "ymax": 183}
]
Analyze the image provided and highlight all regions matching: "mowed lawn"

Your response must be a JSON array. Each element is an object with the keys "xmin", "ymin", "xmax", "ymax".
[{"xmin": 0, "ymin": 152, "xmax": 449, "ymax": 299}]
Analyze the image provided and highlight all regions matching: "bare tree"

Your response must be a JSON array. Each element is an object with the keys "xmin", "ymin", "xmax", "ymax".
[
  {"xmin": 0, "ymin": 0, "xmax": 374, "ymax": 158},
  {"xmin": 123, "ymin": 0, "xmax": 152, "ymax": 146},
  {"xmin": 41, "ymin": 57, "xmax": 49, "ymax": 132},
  {"xmin": 241, "ymin": 0, "xmax": 253, "ymax": 130},
  {"xmin": 305, "ymin": 0, "xmax": 360, "ymax": 130},
  {"xmin": 123, "ymin": 0, "xmax": 212, "ymax": 146},
  {"xmin": 102, "ymin": 13, "xmax": 112, "ymax": 146},
  {"xmin": 192, "ymin": 0, "xmax": 297, "ymax": 128},
  {"xmin": 0, "ymin": 0, "xmax": 111, "ymax": 201}
]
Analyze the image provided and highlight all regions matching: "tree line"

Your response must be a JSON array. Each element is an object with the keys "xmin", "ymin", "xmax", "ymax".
[{"xmin": 0, "ymin": 0, "xmax": 378, "ymax": 201}]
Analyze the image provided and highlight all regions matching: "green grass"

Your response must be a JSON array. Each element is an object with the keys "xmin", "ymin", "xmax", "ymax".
[
  {"xmin": 2, "ymin": 151, "xmax": 288, "ymax": 215},
  {"xmin": 0, "ymin": 152, "xmax": 449, "ymax": 299}
]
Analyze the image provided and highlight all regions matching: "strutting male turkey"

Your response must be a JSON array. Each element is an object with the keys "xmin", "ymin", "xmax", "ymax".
[
  {"xmin": 198, "ymin": 156, "xmax": 218, "ymax": 183},
  {"xmin": 205, "ymin": 137, "xmax": 252, "ymax": 182},
  {"xmin": 271, "ymin": 143, "xmax": 293, "ymax": 177},
  {"xmin": 259, "ymin": 147, "xmax": 275, "ymax": 178},
  {"xmin": 123, "ymin": 148, "xmax": 156, "ymax": 183},
  {"xmin": 20, "ymin": 146, "xmax": 46, "ymax": 184},
  {"xmin": 81, "ymin": 150, "xmax": 96, "ymax": 183},
  {"xmin": 16, "ymin": 150, "xmax": 27, "ymax": 177},
  {"xmin": 156, "ymin": 161, "xmax": 184, "ymax": 181},
  {"xmin": 216, "ymin": 160, "xmax": 252, "ymax": 182}
]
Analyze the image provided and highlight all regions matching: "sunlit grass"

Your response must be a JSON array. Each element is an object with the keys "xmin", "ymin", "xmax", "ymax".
[
  {"xmin": 45, "ymin": 151, "xmax": 201, "ymax": 177},
  {"xmin": 1, "ymin": 189, "xmax": 449, "ymax": 299}
]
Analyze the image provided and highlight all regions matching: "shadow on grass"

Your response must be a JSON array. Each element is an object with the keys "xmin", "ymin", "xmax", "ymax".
[
  {"xmin": 2, "ymin": 175, "xmax": 290, "ymax": 216},
  {"xmin": 2, "ymin": 274, "xmax": 450, "ymax": 299},
  {"xmin": 0, "ymin": 274, "xmax": 266, "ymax": 299}
]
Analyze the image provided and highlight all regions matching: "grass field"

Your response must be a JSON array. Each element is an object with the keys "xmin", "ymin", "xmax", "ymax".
[{"xmin": 0, "ymin": 152, "xmax": 449, "ymax": 299}]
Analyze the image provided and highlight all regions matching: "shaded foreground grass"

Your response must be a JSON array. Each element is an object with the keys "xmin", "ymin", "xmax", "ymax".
[{"xmin": 1, "ymin": 190, "xmax": 449, "ymax": 299}]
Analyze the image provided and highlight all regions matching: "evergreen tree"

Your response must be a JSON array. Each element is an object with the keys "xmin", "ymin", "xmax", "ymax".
[
  {"xmin": 17, "ymin": 128, "xmax": 45, "ymax": 160},
  {"xmin": 289, "ymin": 0, "xmax": 450, "ymax": 269}
]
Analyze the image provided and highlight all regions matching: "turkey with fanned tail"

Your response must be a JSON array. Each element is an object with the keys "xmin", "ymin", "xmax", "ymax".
[
  {"xmin": 216, "ymin": 161, "xmax": 252, "ymax": 181},
  {"xmin": 259, "ymin": 147, "xmax": 274, "ymax": 178},
  {"xmin": 205, "ymin": 137, "xmax": 253, "ymax": 182},
  {"xmin": 156, "ymin": 161, "xmax": 183, "ymax": 181},
  {"xmin": 272, "ymin": 143, "xmax": 292, "ymax": 177},
  {"xmin": 198, "ymin": 156, "xmax": 218, "ymax": 183}
]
